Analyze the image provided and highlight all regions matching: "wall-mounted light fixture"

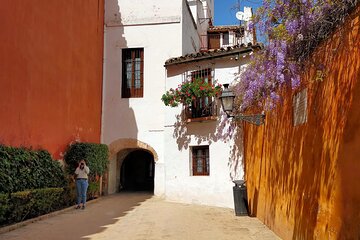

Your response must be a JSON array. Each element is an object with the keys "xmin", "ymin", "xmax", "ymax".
[{"xmin": 219, "ymin": 84, "xmax": 265, "ymax": 126}]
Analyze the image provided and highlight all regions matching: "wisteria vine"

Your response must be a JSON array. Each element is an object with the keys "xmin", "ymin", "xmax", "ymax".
[{"xmin": 233, "ymin": 0, "xmax": 359, "ymax": 112}]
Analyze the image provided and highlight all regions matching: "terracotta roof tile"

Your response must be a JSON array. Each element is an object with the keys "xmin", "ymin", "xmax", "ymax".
[
  {"xmin": 164, "ymin": 43, "xmax": 262, "ymax": 66},
  {"xmin": 208, "ymin": 25, "xmax": 244, "ymax": 32}
]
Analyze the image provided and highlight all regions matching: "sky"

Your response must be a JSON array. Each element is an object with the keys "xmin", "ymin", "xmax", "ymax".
[{"xmin": 214, "ymin": 0, "xmax": 263, "ymax": 26}]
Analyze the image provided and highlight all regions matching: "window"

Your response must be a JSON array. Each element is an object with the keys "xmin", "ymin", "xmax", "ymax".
[
  {"xmin": 122, "ymin": 48, "xmax": 144, "ymax": 98},
  {"xmin": 223, "ymin": 32, "xmax": 229, "ymax": 45},
  {"xmin": 191, "ymin": 146, "xmax": 210, "ymax": 176},
  {"xmin": 208, "ymin": 33, "xmax": 220, "ymax": 49},
  {"xmin": 187, "ymin": 68, "xmax": 215, "ymax": 119}
]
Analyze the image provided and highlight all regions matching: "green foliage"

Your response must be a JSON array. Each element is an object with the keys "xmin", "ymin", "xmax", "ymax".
[
  {"xmin": 0, "ymin": 145, "xmax": 67, "ymax": 193},
  {"xmin": 30, "ymin": 188, "xmax": 64, "ymax": 216},
  {"xmin": 64, "ymin": 142, "xmax": 109, "ymax": 177},
  {"xmin": 63, "ymin": 178, "xmax": 77, "ymax": 205},
  {"xmin": 8, "ymin": 190, "xmax": 34, "ymax": 223},
  {"xmin": 87, "ymin": 181, "xmax": 100, "ymax": 200},
  {"xmin": 0, "ymin": 193, "xmax": 9, "ymax": 223},
  {"xmin": 0, "ymin": 188, "xmax": 65, "ymax": 226}
]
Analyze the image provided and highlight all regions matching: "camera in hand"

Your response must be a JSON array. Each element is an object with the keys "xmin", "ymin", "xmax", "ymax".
[{"xmin": 80, "ymin": 162, "xmax": 84, "ymax": 169}]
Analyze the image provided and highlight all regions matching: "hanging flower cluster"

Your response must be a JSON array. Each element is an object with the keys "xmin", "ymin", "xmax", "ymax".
[
  {"xmin": 161, "ymin": 78, "xmax": 222, "ymax": 107},
  {"xmin": 233, "ymin": 0, "xmax": 358, "ymax": 112}
]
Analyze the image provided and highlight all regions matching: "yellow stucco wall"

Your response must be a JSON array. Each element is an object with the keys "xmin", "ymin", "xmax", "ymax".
[{"xmin": 244, "ymin": 7, "xmax": 360, "ymax": 239}]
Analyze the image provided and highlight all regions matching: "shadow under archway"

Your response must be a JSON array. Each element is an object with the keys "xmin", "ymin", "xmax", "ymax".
[
  {"xmin": 106, "ymin": 138, "xmax": 159, "ymax": 195},
  {"xmin": 120, "ymin": 149, "xmax": 155, "ymax": 192}
]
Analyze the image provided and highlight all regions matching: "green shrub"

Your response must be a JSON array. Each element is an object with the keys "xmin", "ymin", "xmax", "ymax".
[
  {"xmin": 0, "ymin": 188, "xmax": 65, "ymax": 226},
  {"xmin": 88, "ymin": 181, "xmax": 100, "ymax": 200},
  {"xmin": 64, "ymin": 142, "xmax": 109, "ymax": 177},
  {"xmin": 0, "ymin": 145, "xmax": 67, "ymax": 193},
  {"xmin": 63, "ymin": 179, "xmax": 77, "ymax": 205},
  {"xmin": 30, "ymin": 188, "xmax": 64, "ymax": 217},
  {"xmin": 8, "ymin": 190, "xmax": 33, "ymax": 223},
  {"xmin": 0, "ymin": 193, "xmax": 9, "ymax": 223}
]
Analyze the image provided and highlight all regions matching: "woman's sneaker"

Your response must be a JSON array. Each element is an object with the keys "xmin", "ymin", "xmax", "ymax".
[{"xmin": 81, "ymin": 206, "xmax": 85, "ymax": 210}]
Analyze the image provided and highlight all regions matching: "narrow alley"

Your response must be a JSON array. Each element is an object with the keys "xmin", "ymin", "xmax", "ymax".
[{"xmin": 0, "ymin": 193, "xmax": 280, "ymax": 240}]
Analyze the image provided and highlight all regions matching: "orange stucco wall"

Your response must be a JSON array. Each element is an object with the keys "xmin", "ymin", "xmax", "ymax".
[
  {"xmin": 244, "ymin": 7, "xmax": 360, "ymax": 239},
  {"xmin": 0, "ymin": 0, "xmax": 104, "ymax": 158}
]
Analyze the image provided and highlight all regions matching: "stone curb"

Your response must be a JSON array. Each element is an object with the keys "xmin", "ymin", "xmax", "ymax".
[{"xmin": 0, "ymin": 197, "xmax": 101, "ymax": 235}]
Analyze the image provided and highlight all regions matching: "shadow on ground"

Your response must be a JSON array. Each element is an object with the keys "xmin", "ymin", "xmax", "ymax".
[
  {"xmin": 80, "ymin": 193, "xmax": 152, "ymax": 239},
  {"xmin": 0, "ymin": 193, "xmax": 152, "ymax": 240}
]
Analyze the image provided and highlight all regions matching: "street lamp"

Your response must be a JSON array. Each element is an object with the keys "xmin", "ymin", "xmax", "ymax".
[{"xmin": 219, "ymin": 84, "xmax": 266, "ymax": 126}]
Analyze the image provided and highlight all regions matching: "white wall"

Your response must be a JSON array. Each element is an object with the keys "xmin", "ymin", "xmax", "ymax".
[
  {"xmin": 103, "ymin": 0, "xmax": 200, "ymax": 196},
  {"xmin": 106, "ymin": 0, "xmax": 182, "ymax": 26},
  {"xmin": 243, "ymin": 7, "xmax": 254, "ymax": 44},
  {"xmin": 103, "ymin": 0, "xmax": 252, "ymax": 209},
  {"xmin": 196, "ymin": 0, "xmax": 214, "ymax": 36},
  {"xmin": 182, "ymin": 0, "xmax": 215, "ymax": 54},
  {"xmin": 182, "ymin": 0, "xmax": 200, "ymax": 54},
  {"xmin": 163, "ymin": 122, "xmax": 242, "ymax": 208},
  {"xmin": 164, "ymin": 57, "xmax": 249, "ymax": 208},
  {"xmin": 103, "ymin": 23, "xmax": 182, "ymax": 143}
]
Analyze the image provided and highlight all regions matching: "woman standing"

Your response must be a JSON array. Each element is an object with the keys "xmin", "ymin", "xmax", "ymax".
[{"xmin": 75, "ymin": 159, "xmax": 90, "ymax": 210}]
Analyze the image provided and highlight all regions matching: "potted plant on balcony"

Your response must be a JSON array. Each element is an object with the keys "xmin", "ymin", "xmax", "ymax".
[{"xmin": 161, "ymin": 78, "xmax": 222, "ymax": 107}]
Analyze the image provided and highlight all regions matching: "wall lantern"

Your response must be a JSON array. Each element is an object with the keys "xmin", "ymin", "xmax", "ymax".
[{"xmin": 219, "ymin": 84, "xmax": 266, "ymax": 126}]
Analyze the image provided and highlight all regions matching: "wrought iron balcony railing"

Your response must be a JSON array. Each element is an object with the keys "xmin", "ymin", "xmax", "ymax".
[{"xmin": 184, "ymin": 99, "xmax": 218, "ymax": 122}]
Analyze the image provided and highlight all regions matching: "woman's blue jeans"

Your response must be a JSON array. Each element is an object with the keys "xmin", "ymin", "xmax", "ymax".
[{"xmin": 76, "ymin": 179, "xmax": 89, "ymax": 206}]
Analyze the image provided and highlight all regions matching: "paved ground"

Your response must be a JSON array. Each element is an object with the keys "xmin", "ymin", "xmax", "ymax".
[{"xmin": 0, "ymin": 193, "xmax": 280, "ymax": 240}]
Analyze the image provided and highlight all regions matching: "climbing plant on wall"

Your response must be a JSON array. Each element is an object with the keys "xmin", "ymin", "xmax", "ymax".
[{"xmin": 232, "ymin": 0, "xmax": 359, "ymax": 112}]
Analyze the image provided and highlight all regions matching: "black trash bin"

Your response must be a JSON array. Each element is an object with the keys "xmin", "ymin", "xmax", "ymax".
[{"xmin": 233, "ymin": 180, "xmax": 248, "ymax": 216}]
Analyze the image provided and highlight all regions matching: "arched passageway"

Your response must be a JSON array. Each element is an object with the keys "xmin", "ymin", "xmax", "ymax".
[
  {"xmin": 120, "ymin": 150, "xmax": 155, "ymax": 192},
  {"xmin": 106, "ymin": 139, "xmax": 158, "ymax": 195}
]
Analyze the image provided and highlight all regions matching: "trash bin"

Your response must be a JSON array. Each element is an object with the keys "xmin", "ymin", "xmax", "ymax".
[{"xmin": 233, "ymin": 180, "xmax": 248, "ymax": 216}]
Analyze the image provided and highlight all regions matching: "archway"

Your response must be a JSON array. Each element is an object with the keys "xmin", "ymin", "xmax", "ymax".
[
  {"xmin": 120, "ymin": 150, "xmax": 154, "ymax": 192},
  {"xmin": 106, "ymin": 138, "xmax": 159, "ymax": 194}
]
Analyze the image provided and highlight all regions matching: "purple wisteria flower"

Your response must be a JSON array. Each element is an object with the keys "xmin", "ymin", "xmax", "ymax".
[
  {"xmin": 285, "ymin": 20, "xmax": 299, "ymax": 35},
  {"xmin": 248, "ymin": 21, "xmax": 254, "ymax": 31},
  {"xmin": 233, "ymin": 0, "xmax": 340, "ymax": 112}
]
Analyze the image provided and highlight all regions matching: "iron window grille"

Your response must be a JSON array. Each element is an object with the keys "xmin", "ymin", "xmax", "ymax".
[
  {"xmin": 122, "ymin": 48, "xmax": 144, "ymax": 98},
  {"xmin": 191, "ymin": 146, "xmax": 210, "ymax": 176}
]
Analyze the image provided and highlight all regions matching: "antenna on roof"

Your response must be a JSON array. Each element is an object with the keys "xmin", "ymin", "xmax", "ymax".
[
  {"xmin": 236, "ymin": 11, "xmax": 245, "ymax": 21},
  {"xmin": 236, "ymin": 0, "xmax": 241, "ymax": 26},
  {"xmin": 236, "ymin": 8, "xmax": 251, "ymax": 22}
]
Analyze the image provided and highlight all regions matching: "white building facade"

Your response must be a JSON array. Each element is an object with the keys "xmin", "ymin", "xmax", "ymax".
[
  {"xmin": 102, "ymin": 0, "xmax": 256, "ymax": 208},
  {"xmin": 163, "ymin": 43, "xmax": 257, "ymax": 208}
]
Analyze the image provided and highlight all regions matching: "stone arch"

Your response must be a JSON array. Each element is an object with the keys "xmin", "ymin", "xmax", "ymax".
[
  {"xmin": 106, "ymin": 138, "xmax": 158, "ymax": 194},
  {"xmin": 108, "ymin": 138, "xmax": 158, "ymax": 161}
]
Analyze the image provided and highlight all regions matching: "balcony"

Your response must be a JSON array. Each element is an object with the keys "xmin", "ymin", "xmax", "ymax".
[
  {"xmin": 184, "ymin": 99, "xmax": 218, "ymax": 123},
  {"xmin": 200, "ymin": 31, "xmax": 245, "ymax": 51}
]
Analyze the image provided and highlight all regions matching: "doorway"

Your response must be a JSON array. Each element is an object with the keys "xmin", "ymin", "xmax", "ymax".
[{"xmin": 120, "ymin": 150, "xmax": 155, "ymax": 192}]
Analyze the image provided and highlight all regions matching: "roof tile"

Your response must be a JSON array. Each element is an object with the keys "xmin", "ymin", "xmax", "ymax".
[{"xmin": 164, "ymin": 43, "xmax": 262, "ymax": 66}]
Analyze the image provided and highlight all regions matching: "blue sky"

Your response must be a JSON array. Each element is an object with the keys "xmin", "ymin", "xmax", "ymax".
[{"xmin": 214, "ymin": 0, "xmax": 262, "ymax": 26}]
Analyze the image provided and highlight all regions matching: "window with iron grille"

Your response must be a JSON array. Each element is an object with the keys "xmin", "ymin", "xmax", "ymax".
[
  {"xmin": 188, "ymin": 68, "xmax": 214, "ymax": 119},
  {"xmin": 191, "ymin": 146, "xmax": 210, "ymax": 176},
  {"xmin": 122, "ymin": 48, "xmax": 144, "ymax": 98}
]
